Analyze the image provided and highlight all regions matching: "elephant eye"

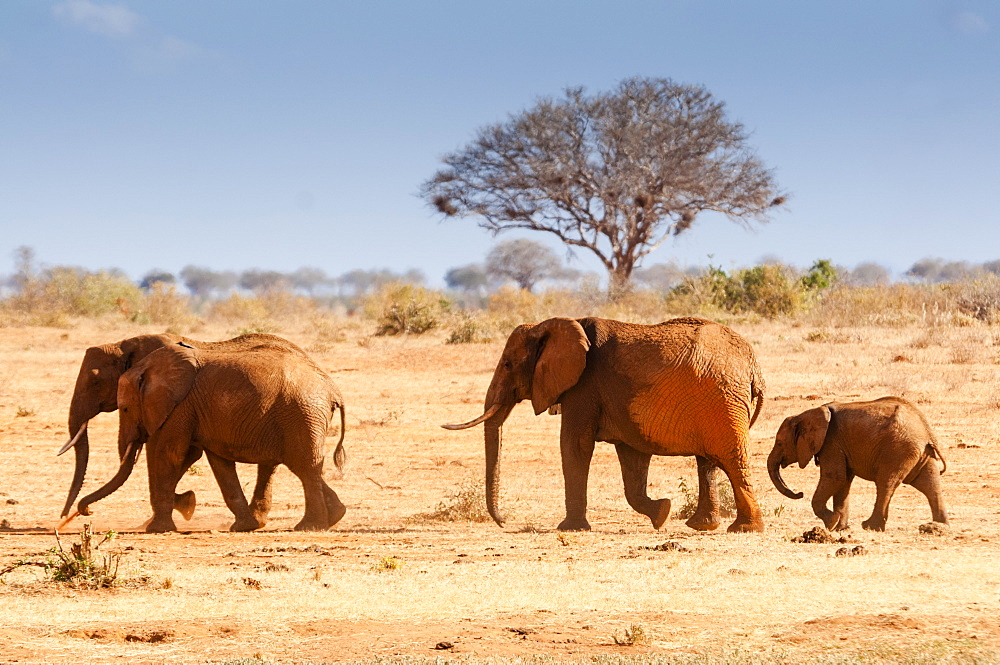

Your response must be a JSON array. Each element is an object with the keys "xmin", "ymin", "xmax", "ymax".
[{"xmin": 503, "ymin": 360, "xmax": 513, "ymax": 370}]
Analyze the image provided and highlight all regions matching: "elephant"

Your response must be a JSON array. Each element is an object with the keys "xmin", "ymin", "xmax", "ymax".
[
  {"xmin": 444, "ymin": 316, "xmax": 767, "ymax": 533},
  {"xmin": 60, "ymin": 332, "xmax": 339, "ymax": 530},
  {"xmin": 768, "ymin": 396, "xmax": 948, "ymax": 531},
  {"xmin": 74, "ymin": 340, "xmax": 348, "ymax": 532}
]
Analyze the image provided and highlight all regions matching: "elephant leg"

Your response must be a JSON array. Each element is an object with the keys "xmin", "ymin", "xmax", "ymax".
[
  {"xmin": 249, "ymin": 463, "xmax": 277, "ymax": 528},
  {"xmin": 322, "ymin": 484, "xmax": 347, "ymax": 528},
  {"xmin": 285, "ymin": 446, "xmax": 339, "ymax": 531},
  {"xmin": 292, "ymin": 472, "xmax": 333, "ymax": 531},
  {"xmin": 810, "ymin": 474, "xmax": 842, "ymax": 530},
  {"xmin": 146, "ymin": 446, "xmax": 182, "ymax": 533},
  {"xmin": 830, "ymin": 473, "xmax": 854, "ymax": 530},
  {"xmin": 173, "ymin": 446, "xmax": 203, "ymax": 520},
  {"xmin": 204, "ymin": 451, "xmax": 261, "ymax": 532},
  {"xmin": 863, "ymin": 474, "xmax": 902, "ymax": 531},
  {"xmin": 686, "ymin": 456, "xmax": 722, "ymax": 531},
  {"xmin": 907, "ymin": 464, "xmax": 949, "ymax": 525},
  {"xmin": 614, "ymin": 443, "xmax": 671, "ymax": 530},
  {"xmin": 557, "ymin": 425, "xmax": 595, "ymax": 531},
  {"xmin": 714, "ymin": 440, "xmax": 764, "ymax": 533}
]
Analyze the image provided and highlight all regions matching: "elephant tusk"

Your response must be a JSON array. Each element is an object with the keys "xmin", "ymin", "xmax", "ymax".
[
  {"xmin": 57, "ymin": 510, "xmax": 81, "ymax": 531},
  {"xmin": 441, "ymin": 404, "xmax": 501, "ymax": 430},
  {"xmin": 57, "ymin": 422, "xmax": 88, "ymax": 457}
]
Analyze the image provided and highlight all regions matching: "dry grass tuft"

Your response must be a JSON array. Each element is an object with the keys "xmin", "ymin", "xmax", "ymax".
[
  {"xmin": 412, "ymin": 480, "xmax": 493, "ymax": 523},
  {"xmin": 612, "ymin": 623, "xmax": 651, "ymax": 646},
  {"xmin": 1, "ymin": 525, "xmax": 133, "ymax": 589}
]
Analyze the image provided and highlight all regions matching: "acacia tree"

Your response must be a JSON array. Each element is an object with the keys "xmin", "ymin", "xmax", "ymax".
[
  {"xmin": 485, "ymin": 238, "xmax": 562, "ymax": 292},
  {"xmin": 423, "ymin": 77, "xmax": 786, "ymax": 297}
]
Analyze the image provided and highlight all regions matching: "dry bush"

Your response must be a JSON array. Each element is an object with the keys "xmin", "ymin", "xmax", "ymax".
[
  {"xmin": 806, "ymin": 283, "xmax": 974, "ymax": 328},
  {"xmin": 1, "ymin": 268, "xmax": 142, "ymax": 327},
  {"xmin": 364, "ymin": 283, "xmax": 450, "ymax": 336},
  {"xmin": 305, "ymin": 312, "xmax": 367, "ymax": 351},
  {"xmin": 446, "ymin": 311, "xmax": 497, "ymax": 344},
  {"xmin": 412, "ymin": 480, "xmax": 492, "ymax": 523},
  {"xmin": 612, "ymin": 623, "xmax": 651, "ymax": 647},
  {"xmin": 0, "ymin": 525, "xmax": 134, "ymax": 589},
  {"xmin": 138, "ymin": 282, "xmax": 197, "ymax": 329},
  {"xmin": 596, "ymin": 289, "xmax": 674, "ymax": 323},
  {"xmin": 207, "ymin": 290, "xmax": 317, "ymax": 332},
  {"xmin": 485, "ymin": 286, "xmax": 567, "ymax": 328},
  {"xmin": 953, "ymin": 274, "xmax": 1000, "ymax": 322}
]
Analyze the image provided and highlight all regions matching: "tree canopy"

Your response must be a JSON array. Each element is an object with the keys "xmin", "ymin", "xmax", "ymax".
[
  {"xmin": 423, "ymin": 77, "xmax": 786, "ymax": 296},
  {"xmin": 485, "ymin": 238, "xmax": 562, "ymax": 292}
]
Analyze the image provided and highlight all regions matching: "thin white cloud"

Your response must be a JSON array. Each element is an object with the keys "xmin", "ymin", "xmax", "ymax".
[
  {"xmin": 159, "ymin": 36, "xmax": 205, "ymax": 62},
  {"xmin": 951, "ymin": 11, "xmax": 990, "ymax": 35},
  {"xmin": 52, "ymin": 0, "xmax": 139, "ymax": 38}
]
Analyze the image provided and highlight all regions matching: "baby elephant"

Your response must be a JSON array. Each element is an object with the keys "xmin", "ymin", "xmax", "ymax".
[{"xmin": 768, "ymin": 396, "xmax": 948, "ymax": 531}]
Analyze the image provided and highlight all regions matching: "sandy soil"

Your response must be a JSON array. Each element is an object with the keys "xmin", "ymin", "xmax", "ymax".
[{"xmin": 1, "ymin": 320, "xmax": 998, "ymax": 663}]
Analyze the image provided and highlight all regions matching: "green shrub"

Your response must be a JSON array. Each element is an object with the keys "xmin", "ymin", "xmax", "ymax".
[
  {"xmin": 726, "ymin": 264, "xmax": 802, "ymax": 318},
  {"xmin": 665, "ymin": 262, "xmax": 836, "ymax": 319}
]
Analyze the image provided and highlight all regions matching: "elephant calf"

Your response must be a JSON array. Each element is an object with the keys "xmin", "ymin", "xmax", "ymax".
[{"xmin": 768, "ymin": 396, "xmax": 948, "ymax": 531}]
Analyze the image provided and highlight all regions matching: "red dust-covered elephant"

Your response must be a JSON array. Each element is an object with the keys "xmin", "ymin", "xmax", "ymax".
[{"xmin": 445, "ymin": 316, "xmax": 766, "ymax": 533}]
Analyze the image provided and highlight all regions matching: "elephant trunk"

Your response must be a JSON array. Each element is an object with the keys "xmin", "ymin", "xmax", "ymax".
[
  {"xmin": 768, "ymin": 446, "xmax": 803, "ymax": 500},
  {"xmin": 60, "ymin": 407, "xmax": 94, "ymax": 517},
  {"xmin": 77, "ymin": 441, "xmax": 143, "ymax": 516},
  {"xmin": 484, "ymin": 417, "xmax": 505, "ymax": 527}
]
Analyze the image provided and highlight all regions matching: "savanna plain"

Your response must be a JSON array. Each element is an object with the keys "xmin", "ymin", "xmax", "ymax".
[{"xmin": 2, "ymin": 314, "xmax": 999, "ymax": 664}]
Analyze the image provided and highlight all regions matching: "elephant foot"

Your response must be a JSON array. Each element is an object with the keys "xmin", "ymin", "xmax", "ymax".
[
  {"xmin": 174, "ymin": 491, "xmax": 197, "ymax": 521},
  {"xmin": 146, "ymin": 517, "xmax": 178, "ymax": 533},
  {"xmin": 650, "ymin": 498, "xmax": 672, "ymax": 530},
  {"xmin": 293, "ymin": 519, "xmax": 329, "ymax": 532},
  {"xmin": 685, "ymin": 512, "xmax": 721, "ymax": 532},
  {"xmin": 726, "ymin": 516, "xmax": 765, "ymax": 533},
  {"xmin": 557, "ymin": 517, "xmax": 591, "ymax": 531},
  {"xmin": 250, "ymin": 500, "xmax": 271, "ymax": 529},
  {"xmin": 230, "ymin": 517, "xmax": 263, "ymax": 532},
  {"xmin": 326, "ymin": 502, "xmax": 347, "ymax": 528},
  {"xmin": 861, "ymin": 518, "xmax": 886, "ymax": 532}
]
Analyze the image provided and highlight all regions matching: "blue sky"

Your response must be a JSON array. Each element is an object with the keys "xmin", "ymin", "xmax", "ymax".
[{"xmin": 1, "ymin": 1, "xmax": 997, "ymax": 285}]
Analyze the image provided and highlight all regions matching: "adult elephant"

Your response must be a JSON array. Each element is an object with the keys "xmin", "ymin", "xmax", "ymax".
[
  {"xmin": 74, "ymin": 341, "xmax": 347, "ymax": 532},
  {"xmin": 60, "ymin": 332, "xmax": 325, "ymax": 528},
  {"xmin": 444, "ymin": 316, "xmax": 766, "ymax": 533}
]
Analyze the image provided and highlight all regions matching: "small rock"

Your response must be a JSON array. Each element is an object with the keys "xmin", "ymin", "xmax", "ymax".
[{"xmin": 434, "ymin": 641, "xmax": 454, "ymax": 650}]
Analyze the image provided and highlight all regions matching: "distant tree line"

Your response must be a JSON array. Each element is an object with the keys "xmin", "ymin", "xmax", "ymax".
[
  {"xmin": 8, "ymin": 244, "xmax": 1000, "ymax": 310},
  {"xmin": 140, "ymin": 265, "xmax": 427, "ymax": 299}
]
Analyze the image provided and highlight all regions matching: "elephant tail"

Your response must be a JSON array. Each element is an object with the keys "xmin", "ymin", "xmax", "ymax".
[
  {"xmin": 927, "ymin": 438, "xmax": 946, "ymax": 475},
  {"xmin": 332, "ymin": 402, "xmax": 347, "ymax": 472},
  {"xmin": 748, "ymin": 359, "xmax": 766, "ymax": 430}
]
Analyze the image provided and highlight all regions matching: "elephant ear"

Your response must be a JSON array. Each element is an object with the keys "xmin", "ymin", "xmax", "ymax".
[
  {"xmin": 131, "ymin": 344, "xmax": 199, "ymax": 433},
  {"xmin": 795, "ymin": 405, "xmax": 832, "ymax": 468},
  {"xmin": 530, "ymin": 318, "xmax": 590, "ymax": 416}
]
